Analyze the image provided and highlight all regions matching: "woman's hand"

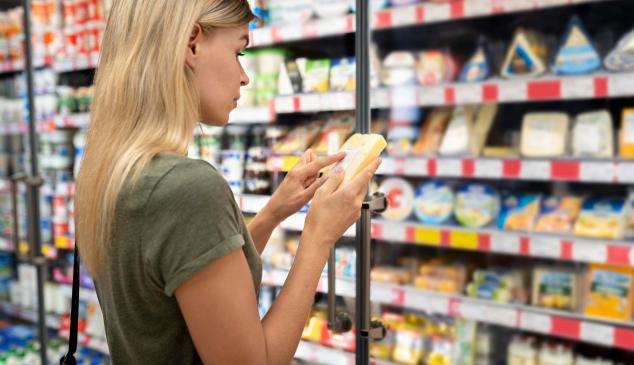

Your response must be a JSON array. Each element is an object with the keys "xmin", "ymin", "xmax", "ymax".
[
  {"xmin": 303, "ymin": 157, "xmax": 382, "ymax": 249},
  {"xmin": 265, "ymin": 149, "xmax": 346, "ymax": 224}
]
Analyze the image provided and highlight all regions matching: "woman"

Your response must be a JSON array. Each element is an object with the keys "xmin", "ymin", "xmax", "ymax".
[{"xmin": 74, "ymin": 1, "xmax": 380, "ymax": 364}]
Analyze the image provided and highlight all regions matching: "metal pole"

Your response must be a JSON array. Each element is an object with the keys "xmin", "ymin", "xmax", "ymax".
[
  {"xmin": 21, "ymin": 0, "xmax": 48, "ymax": 363},
  {"xmin": 355, "ymin": 0, "xmax": 371, "ymax": 364}
]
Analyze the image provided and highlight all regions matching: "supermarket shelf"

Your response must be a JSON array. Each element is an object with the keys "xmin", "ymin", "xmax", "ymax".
[
  {"xmin": 0, "ymin": 56, "xmax": 51, "ymax": 75},
  {"xmin": 55, "ymin": 113, "xmax": 90, "ymax": 129},
  {"xmin": 0, "ymin": 300, "xmax": 61, "ymax": 329},
  {"xmin": 58, "ymin": 284, "xmax": 99, "ymax": 303},
  {"xmin": 0, "ymin": 119, "xmax": 56, "ymax": 135},
  {"xmin": 296, "ymin": 340, "xmax": 398, "ymax": 365},
  {"xmin": 378, "ymin": 156, "xmax": 634, "ymax": 184},
  {"xmin": 59, "ymin": 329, "xmax": 110, "ymax": 356},
  {"xmin": 236, "ymin": 195, "xmax": 634, "ymax": 267},
  {"xmin": 273, "ymin": 72, "xmax": 634, "ymax": 113},
  {"xmin": 249, "ymin": 0, "xmax": 606, "ymax": 47},
  {"xmin": 0, "ymin": 236, "xmax": 14, "ymax": 252},
  {"xmin": 228, "ymin": 105, "xmax": 275, "ymax": 124},
  {"xmin": 262, "ymin": 269, "xmax": 634, "ymax": 352},
  {"xmin": 52, "ymin": 52, "xmax": 100, "ymax": 73}
]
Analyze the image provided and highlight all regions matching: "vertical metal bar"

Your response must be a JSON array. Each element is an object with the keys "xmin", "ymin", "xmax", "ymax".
[
  {"xmin": 355, "ymin": 0, "xmax": 371, "ymax": 364},
  {"xmin": 21, "ymin": 0, "xmax": 48, "ymax": 363},
  {"xmin": 327, "ymin": 246, "xmax": 336, "ymax": 327}
]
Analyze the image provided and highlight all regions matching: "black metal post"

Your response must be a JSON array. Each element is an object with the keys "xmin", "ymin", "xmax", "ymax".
[
  {"xmin": 355, "ymin": 0, "xmax": 371, "ymax": 364},
  {"xmin": 21, "ymin": 1, "xmax": 48, "ymax": 363}
]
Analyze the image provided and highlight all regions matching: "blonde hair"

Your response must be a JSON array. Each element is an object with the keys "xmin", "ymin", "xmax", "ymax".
[{"xmin": 75, "ymin": 0, "xmax": 254, "ymax": 276}]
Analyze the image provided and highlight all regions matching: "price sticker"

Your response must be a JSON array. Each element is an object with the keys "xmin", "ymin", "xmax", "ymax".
[
  {"xmin": 391, "ymin": 87, "xmax": 418, "ymax": 108},
  {"xmin": 572, "ymin": 239, "xmax": 607, "ymax": 263},
  {"xmin": 464, "ymin": 0, "xmax": 493, "ymax": 16},
  {"xmin": 418, "ymin": 86, "xmax": 444, "ymax": 106},
  {"xmin": 609, "ymin": 74, "xmax": 633, "ymax": 97},
  {"xmin": 520, "ymin": 160, "xmax": 550, "ymax": 180},
  {"xmin": 403, "ymin": 157, "xmax": 427, "ymax": 176},
  {"xmin": 278, "ymin": 24, "xmax": 301, "ymax": 42},
  {"xmin": 491, "ymin": 232, "xmax": 520, "ymax": 254},
  {"xmin": 301, "ymin": 94, "xmax": 321, "ymax": 112},
  {"xmin": 381, "ymin": 222, "xmax": 408, "ymax": 242},
  {"xmin": 371, "ymin": 88, "xmax": 390, "ymax": 108},
  {"xmin": 391, "ymin": 6, "xmax": 417, "ymax": 27},
  {"xmin": 580, "ymin": 161, "xmax": 616, "ymax": 183},
  {"xmin": 455, "ymin": 83, "xmax": 482, "ymax": 104},
  {"xmin": 520, "ymin": 311, "xmax": 552, "ymax": 334},
  {"xmin": 475, "ymin": 159, "xmax": 503, "ymax": 179},
  {"xmin": 562, "ymin": 76, "xmax": 594, "ymax": 99},
  {"xmin": 580, "ymin": 322, "xmax": 614, "ymax": 346},
  {"xmin": 273, "ymin": 96, "xmax": 294, "ymax": 114},
  {"xmin": 377, "ymin": 157, "xmax": 397, "ymax": 174},
  {"xmin": 616, "ymin": 161, "xmax": 634, "ymax": 184},
  {"xmin": 436, "ymin": 158, "xmax": 462, "ymax": 177},
  {"xmin": 488, "ymin": 306, "xmax": 518, "ymax": 327},
  {"xmin": 317, "ymin": 17, "xmax": 350, "ymax": 37},
  {"xmin": 529, "ymin": 235, "xmax": 561, "ymax": 259},
  {"xmin": 459, "ymin": 301, "xmax": 487, "ymax": 322},
  {"xmin": 370, "ymin": 283, "xmax": 393, "ymax": 304},
  {"xmin": 498, "ymin": 79, "xmax": 527, "ymax": 102},
  {"xmin": 424, "ymin": 1, "xmax": 451, "ymax": 22}
]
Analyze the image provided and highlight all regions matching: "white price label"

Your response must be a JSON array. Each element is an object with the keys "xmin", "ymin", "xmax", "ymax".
[
  {"xmin": 371, "ymin": 88, "xmax": 390, "ymax": 108},
  {"xmin": 464, "ymin": 0, "xmax": 493, "ymax": 16},
  {"xmin": 381, "ymin": 222, "xmax": 408, "ymax": 242},
  {"xmin": 317, "ymin": 17, "xmax": 351, "ymax": 37},
  {"xmin": 370, "ymin": 283, "xmax": 393, "ymax": 304},
  {"xmin": 404, "ymin": 158, "xmax": 427, "ymax": 176},
  {"xmin": 609, "ymin": 74, "xmax": 634, "ymax": 97},
  {"xmin": 418, "ymin": 86, "xmax": 444, "ymax": 106},
  {"xmin": 274, "ymin": 96, "xmax": 294, "ymax": 113},
  {"xmin": 424, "ymin": 2, "xmax": 451, "ymax": 21},
  {"xmin": 580, "ymin": 322, "xmax": 614, "ymax": 346},
  {"xmin": 404, "ymin": 290, "xmax": 450, "ymax": 314},
  {"xmin": 391, "ymin": 87, "xmax": 418, "ymax": 108},
  {"xmin": 76, "ymin": 54, "xmax": 89, "ymax": 69},
  {"xmin": 475, "ymin": 159, "xmax": 503, "ymax": 179},
  {"xmin": 580, "ymin": 161, "xmax": 617, "ymax": 183},
  {"xmin": 455, "ymin": 83, "xmax": 482, "ymax": 104},
  {"xmin": 562, "ymin": 76, "xmax": 594, "ymax": 99},
  {"xmin": 377, "ymin": 157, "xmax": 397, "ymax": 174},
  {"xmin": 520, "ymin": 160, "xmax": 550, "ymax": 180},
  {"xmin": 491, "ymin": 232, "xmax": 521, "ymax": 254},
  {"xmin": 436, "ymin": 158, "xmax": 462, "ymax": 177},
  {"xmin": 529, "ymin": 236, "xmax": 561, "ymax": 259},
  {"xmin": 617, "ymin": 162, "xmax": 634, "ymax": 184},
  {"xmin": 328, "ymin": 92, "xmax": 354, "ymax": 111},
  {"xmin": 391, "ymin": 6, "xmax": 417, "ymax": 26},
  {"xmin": 459, "ymin": 302, "xmax": 487, "ymax": 322},
  {"xmin": 498, "ymin": 79, "xmax": 528, "ymax": 102},
  {"xmin": 572, "ymin": 240, "xmax": 607, "ymax": 264},
  {"xmin": 520, "ymin": 311, "xmax": 552, "ymax": 334},
  {"xmin": 301, "ymin": 94, "xmax": 321, "ymax": 112},
  {"xmin": 488, "ymin": 306, "xmax": 518, "ymax": 328}
]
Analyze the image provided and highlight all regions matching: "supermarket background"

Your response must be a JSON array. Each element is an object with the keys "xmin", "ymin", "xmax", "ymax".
[{"xmin": 1, "ymin": 0, "xmax": 634, "ymax": 364}]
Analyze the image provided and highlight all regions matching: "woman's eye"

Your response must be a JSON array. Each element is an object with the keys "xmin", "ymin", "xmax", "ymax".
[{"xmin": 237, "ymin": 52, "xmax": 245, "ymax": 57}]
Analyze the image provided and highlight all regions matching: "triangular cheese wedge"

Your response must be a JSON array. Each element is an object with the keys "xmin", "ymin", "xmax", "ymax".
[
  {"xmin": 439, "ymin": 106, "xmax": 477, "ymax": 156},
  {"xmin": 554, "ymin": 16, "xmax": 601, "ymax": 75},
  {"xmin": 329, "ymin": 133, "xmax": 387, "ymax": 185},
  {"xmin": 460, "ymin": 43, "xmax": 491, "ymax": 82},
  {"xmin": 605, "ymin": 28, "xmax": 634, "ymax": 72},
  {"xmin": 501, "ymin": 28, "xmax": 548, "ymax": 78}
]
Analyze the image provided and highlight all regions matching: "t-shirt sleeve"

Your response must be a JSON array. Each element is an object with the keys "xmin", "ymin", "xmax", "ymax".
[{"xmin": 142, "ymin": 159, "xmax": 245, "ymax": 297}]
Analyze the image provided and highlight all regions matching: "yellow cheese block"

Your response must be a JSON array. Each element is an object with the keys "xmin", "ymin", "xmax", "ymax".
[{"xmin": 331, "ymin": 133, "xmax": 387, "ymax": 185}]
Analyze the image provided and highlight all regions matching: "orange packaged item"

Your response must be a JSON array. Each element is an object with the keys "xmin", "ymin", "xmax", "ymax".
[
  {"xmin": 584, "ymin": 264, "xmax": 634, "ymax": 321},
  {"xmin": 274, "ymin": 121, "xmax": 323, "ymax": 153},
  {"xmin": 535, "ymin": 196, "xmax": 583, "ymax": 234},
  {"xmin": 620, "ymin": 108, "xmax": 634, "ymax": 158},
  {"xmin": 412, "ymin": 108, "xmax": 452, "ymax": 156},
  {"xmin": 310, "ymin": 113, "xmax": 355, "ymax": 154}
]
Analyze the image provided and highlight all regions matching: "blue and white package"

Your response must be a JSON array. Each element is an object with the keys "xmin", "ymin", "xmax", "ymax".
[
  {"xmin": 413, "ymin": 180, "xmax": 454, "ymax": 225},
  {"xmin": 605, "ymin": 28, "xmax": 634, "ymax": 72},
  {"xmin": 553, "ymin": 16, "xmax": 601, "ymax": 75},
  {"xmin": 460, "ymin": 41, "xmax": 491, "ymax": 82}
]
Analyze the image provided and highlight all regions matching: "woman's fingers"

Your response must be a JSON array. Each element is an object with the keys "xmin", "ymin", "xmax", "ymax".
[{"xmin": 298, "ymin": 152, "xmax": 346, "ymax": 178}]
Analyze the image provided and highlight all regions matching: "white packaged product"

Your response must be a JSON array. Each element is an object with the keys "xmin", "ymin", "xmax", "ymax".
[
  {"xmin": 572, "ymin": 110, "xmax": 614, "ymax": 158},
  {"xmin": 379, "ymin": 178, "xmax": 415, "ymax": 221},
  {"xmin": 520, "ymin": 112, "xmax": 570, "ymax": 157},
  {"xmin": 502, "ymin": 28, "xmax": 548, "ymax": 79},
  {"xmin": 380, "ymin": 51, "xmax": 417, "ymax": 87},
  {"xmin": 439, "ymin": 104, "xmax": 497, "ymax": 156}
]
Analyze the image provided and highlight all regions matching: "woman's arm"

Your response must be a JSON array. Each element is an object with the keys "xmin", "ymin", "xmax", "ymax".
[
  {"xmin": 176, "ymin": 159, "xmax": 380, "ymax": 365},
  {"xmin": 247, "ymin": 204, "xmax": 282, "ymax": 254}
]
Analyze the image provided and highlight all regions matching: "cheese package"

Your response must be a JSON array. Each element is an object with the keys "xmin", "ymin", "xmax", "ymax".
[
  {"xmin": 553, "ymin": 16, "xmax": 601, "ymax": 75},
  {"xmin": 498, "ymin": 195, "xmax": 541, "ymax": 231},
  {"xmin": 329, "ymin": 57, "xmax": 356, "ymax": 92},
  {"xmin": 619, "ymin": 108, "xmax": 634, "ymax": 158},
  {"xmin": 459, "ymin": 41, "xmax": 491, "ymax": 82},
  {"xmin": 605, "ymin": 28, "xmax": 634, "ymax": 72},
  {"xmin": 454, "ymin": 183, "xmax": 500, "ymax": 228},
  {"xmin": 520, "ymin": 112, "xmax": 570, "ymax": 157},
  {"xmin": 415, "ymin": 50, "xmax": 456, "ymax": 86},
  {"xmin": 379, "ymin": 178, "xmax": 415, "ymax": 221},
  {"xmin": 501, "ymin": 28, "xmax": 548, "ymax": 79},
  {"xmin": 573, "ymin": 197, "xmax": 626, "ymax": 240},
  {"xmin": 532, "ymin": 267, "xmax": 579, "ymax": 311},
  {"xmin": 413, "ymin": 181, "xmax": 454, "ymax": 225},
  {"xmin": 625, "ymin": 192, "xmax": 634, "ymax": 239},
  {"xmin": 274, "ymin": 121, "xmax": 323, "ymax": 153},
  {"xmin": 439, "ymin": 104, "xmax": 497, "ymax": 156},
  {"xmin": 330, "ymin": 133, "xmax": 387, "ymax": 186},
  {"xmin": 302, "ymin": 59, "xmax": 331, "ymax": 93},
  {"xmin": 310, "ymin": 113, "xmax": 355, "ymax": 154},
  {"xmin": 412, "ymin": 108, "xmax": 451, "ymax": 156},
  {"xmin": 535, "ymin": 196, "xmax": 583, "ymax": 234},
  {"xmin": 381, "ymin": 51, "xmax": 417, "ymax": 87},
  {"xmin": 584, "ymin": 264, "xmax": 634, "ymax": 321},
  {"xmin": 277, "ymin": 59, "xmax": 304, "ymax": 95},
  {"xmin": 572, "ymin": 110, "xmax": 614, "ymax": 158},
  {"xmin": 387, "ymin": 108, "xmax": 421, "ymax": 157}
]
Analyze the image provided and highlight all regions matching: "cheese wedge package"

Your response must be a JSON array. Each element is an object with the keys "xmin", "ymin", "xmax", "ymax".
[
  {"xmin": 439, "ymin": 104, "xmax": 497, "ymax": 156},
  {"xmin": 501, "ymin": 28, "xmax": 549, "ymax": 79},
  {"xmin": 329, "ymin": 133, "xmax": 387, "ymax": 186},
  {"xmin": 459, "ymin": 40, "xmax": 492, "ymax": 82},
  {"xmin": 553, "ymin": 16, "xmax": 601, "ymax": 75},
  {"xmin": 605, "ymin": 28, "xmax": 634, "ymax": 72}
]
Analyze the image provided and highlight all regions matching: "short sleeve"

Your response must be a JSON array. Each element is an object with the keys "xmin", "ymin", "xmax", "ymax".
[{"xmin": 142, "ymin": 159, "xmax": 245, "ymax": 297}]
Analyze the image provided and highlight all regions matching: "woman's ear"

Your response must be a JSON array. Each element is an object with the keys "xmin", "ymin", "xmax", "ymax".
[{"xmin": 186, "ymin": 23, "xmax": 203, "ymax": 70}]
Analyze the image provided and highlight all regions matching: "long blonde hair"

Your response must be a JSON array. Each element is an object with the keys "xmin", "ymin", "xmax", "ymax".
[{"xmin": 75, "ymin": 0, "xmax": 254, "ymax": 276}]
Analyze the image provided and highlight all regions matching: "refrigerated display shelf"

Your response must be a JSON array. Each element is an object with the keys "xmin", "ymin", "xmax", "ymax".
[
  {"xmin": 236, "ymin": 195, "xmax": 634, "ymax": 267},
  {"xmin": 273, "ymin": 72, "xmax": 634, "ymax": 114},
  {"xmin": 262, "ymin": 269, "xmax": 634, "ymax": 352},
  {"xmin": 296, "ymin": 340, "xmax": 398, "ymax": 365},
  {"xmin": 249, "ymin": 0, "xmax": 607, "ymax": 47},
  {"xmin": 0, "ymin": 300, "xmax": 61, "ymax": 329},
  {"xmin": 0, "ymin": 119, "xmax": 56, "ymax": 135},
  {"xmin": 0, "ymin": 56, "xmax": 52, "ymax": 76},
  {"xmin": 52, "ymin": 52, "xmax": 101, "ymax": 74},
  {"xmin": 0, "ymin": 236, "xmax": 14, "ymax": 252}
]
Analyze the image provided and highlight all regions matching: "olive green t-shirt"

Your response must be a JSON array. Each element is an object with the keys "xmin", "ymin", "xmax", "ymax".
[{"xmin": 94, "ymin": 152, "xmax": 262, "ymax": 364}]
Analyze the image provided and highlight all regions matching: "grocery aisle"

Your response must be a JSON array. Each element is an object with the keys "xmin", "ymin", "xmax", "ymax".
[{"xmin": 0, "ymin": 0, "xmax": 633, "ymax": 364}]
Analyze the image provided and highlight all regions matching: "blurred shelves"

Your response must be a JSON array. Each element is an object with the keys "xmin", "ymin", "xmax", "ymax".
[
  {"xmin": 0, "ymin": 236, "xmax": 14, "ymax": 252},
  {"xmin": 55, "ymin": 113, "xmax": 90, "ymax": 129},
  {"xmin": 237, "ymin": 195, "xmax": 634, "ymax": 267},
  {"xmin": 249, "ymin": 0, "xmax": 607, "ymax": 47},
  {"xmin": 0, "ymin": 56, "xmax": 52, "ymax": 76},
  {"xmin": 295, "ymin": 340, "xmax": 398, "ymax": 365},
  {"xmin": 273, "ymin": 72, "xmax": 634, "ymax": 113},
  {"xmin": 229, "ymin": 105, "xmax": 276, "ymax": 124},
  {"xmin": 262, "ymin": 269, "xmax": 634, "ymax": 352},
  {"xmin": 0, "ymin": 300, "xmax": 61, "ymax": 329},
  {"xmin": 59, "ymin": 329, "xmax": 110, "ymax": 355},
  {"xmin": 0, "ymin": 119, "xmax": 56, "ymax": 135},
  {"xmin": 52, "ymin": 52, "xmax": 100, "ymax": 73}
]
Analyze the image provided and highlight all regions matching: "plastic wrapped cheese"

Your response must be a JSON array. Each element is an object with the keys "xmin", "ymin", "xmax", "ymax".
[
  {"xmin": 605, "ymin": 28, "xmax": 634, "ymax": 72},
  {"xmin": 412, "ymin": 108, "xmax": 451, "ymax": 156},
  {"xmin": 498, "ymin": 195, "xmax": 541, "ymax": 231},
  {"xmin": 379, "ymin": 178, "xmax": 415, "ymax": 221},
  {"xmin": 532, "ymin": 267, "xmax": 578, "ymax": 311},
  {"xmin": 274, "ymin": 121, "xmax": 323, "ymax": 153},
  {"xmin": 501, "ymin": 28, "xmax": 548, "ymax": 78},
  {"xmin": 572, "ymin": 110, "xmax": 614, "ymax": 158},
  {"xmin": 439, "ymin": 104, "xmax": 497, "ymax": 156},
  {"xmin": 413, "ymin": 181, "xmax": 454, "ymax": 225},
  {"xmin": 620, "ymin": 108, "xmax": 634, "ymax": 158},
  {"xmin": 584, "ymin": 264, "xmax": 634, "ymax": 321},
  {"xmin": 520, "ymin": 112, "xmax": 570, "ymax": 157},
  {"xmin": 553, "ymin": 16, "xmax": 601, "ymax": 75},
  {"xmin": 310, "ymin": 113, "xmax": 355, "ymax": 154},
  {"xmin": 329, "ymin": 57, "xmax": 356, "ymax": 92},
  {"xmin": 415, "ymin": 51, "xmax": 456, "ymax": 86},
  {"xmin": 460, "ymin": 41, "xmax": 491, "ymax": 82},
  {"xmin": 303, "ymin": 59, "xmax": 331, "ymax": 93},
  {"xmin": 573, "ymin": 197, "xmax": 626, "ymax": 240},
  {"xmin": 454, "ymin": 183, "xmax": 500, "ymax": 228},
  {"xmin": 330, "ymin": 133, "xmax": 387, "ymax": 186},
  {"xmin": 535, "ymin": 196, "xmax": 582, "ymax": 234}
]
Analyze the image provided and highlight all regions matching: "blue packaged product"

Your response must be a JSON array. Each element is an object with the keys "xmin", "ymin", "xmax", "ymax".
[
  {"xmin": 498, "ymin": 195, "xmax": 541, "ymax": 231},
  {"xmin": 454, "ymin": 183, "xmax": 500, "ymax": 228},
  {"xmin": 553, "ymin": 16, "xmax": 601, "ymax": 75},
  {"xmin": 413, "ymin": 181, "xmax": 454, "ymax": 225}
]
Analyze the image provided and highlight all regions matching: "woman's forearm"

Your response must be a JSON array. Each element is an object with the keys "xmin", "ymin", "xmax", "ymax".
[
  {"xmin": 248, "ymin": 204, "xmax": 282, "ymax": 255},
  {"xmin": 261, "ymin": 234, "xmax": 330, "ymax": 365}
]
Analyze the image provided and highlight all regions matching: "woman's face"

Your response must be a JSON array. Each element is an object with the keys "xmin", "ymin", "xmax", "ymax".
[{"xmin": 186, "ymin": 23, "xmax": 250, "ymax": 126}]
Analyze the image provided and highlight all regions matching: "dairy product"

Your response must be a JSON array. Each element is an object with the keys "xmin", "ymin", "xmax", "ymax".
[
  {"xmin": 330, "ymin": 133, "xmax": 387, "ymax": 186},
  {"xmin": 439, "ymin": 104, "xmax": 497, "ymax": 156},
  {"xmin": 532, "ymin": 267, "xmax": 578, "ymax": 310},
  {"xmin": 619, "ymin": 108, "xmax": 634, "ymax": 158},
  {"xmin": 572, "ymin": 110, "xmax": 614, "ymax": 158},
  {"xmin": 303, "ymin": 59, "xmax": 331, "ymax": 93},
  {"xmin": 415, "ymin": 50, "xmax": 455, "ymax": 86},
  {"xmin": 498, "ymin": 195, "xmax": 541, "ymax": 231},
  {"xmin": 381, "ymin": 51, "xmax": 417, "ymax": 86},
  {"xmin": 412, "ymin": 108, "xmax": 451, "ymax": 156},
  {"xmin": 553, "ymin": 16, "xmax": 601, "ymax": 75},
  {"xmin": 460, "ymin": 42, "xmax": 491, "ymax": 82},
  {"xmin": 329, "ymin": 57, "xmax": 356, "ymax": 92},
  {"xmin": 535, "ymin": 196, "xmax": 582, "ymax": 234},
  {"xmin": 454, "ymin": 183, "xmax": 500, "ymax": 228},
  {"xmin": 584, "ymin": 264, "xmax": 634, "ymax": 321},
  {"xmin": 380, "ymin": 178, "xmax": 415, "ymax": 221},
  {"xmin": 605, "ymin": 28, "xmax": 634, "ymax": 72},
  {"xmin": 573, "ymin": 197, "xmax": 626, "ymax": 240},
  {"xmin": 501, "ymin": 28, "xmax": 548, "ymax": 78},
  {"xmin": 520, "ymin": 112, "xmax": 570, "ymax": 157},
  {"xmin": 413, "ymin": 181, "xmax": 454, "ymax": 225}
]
